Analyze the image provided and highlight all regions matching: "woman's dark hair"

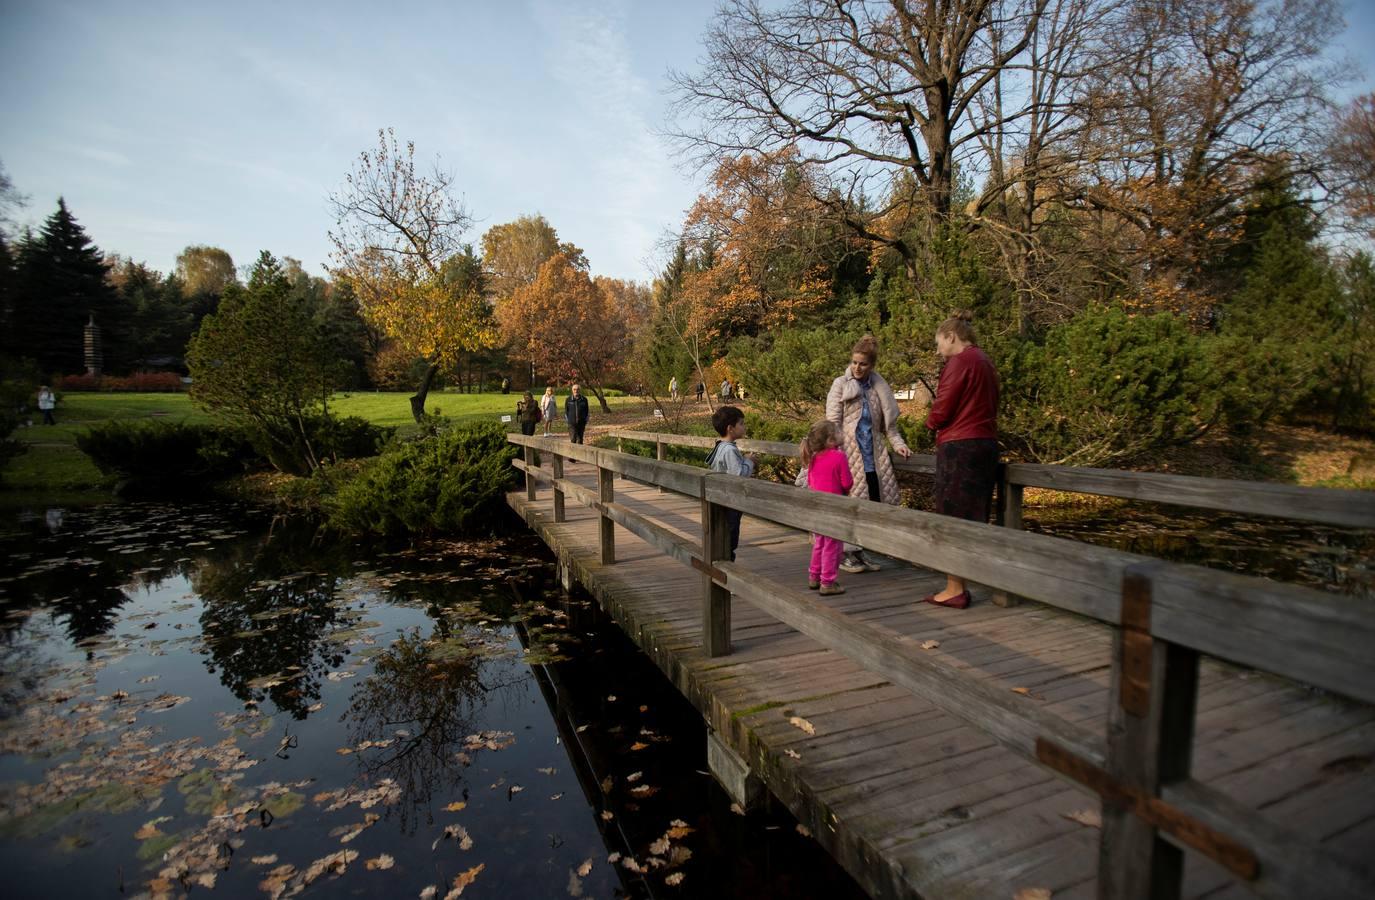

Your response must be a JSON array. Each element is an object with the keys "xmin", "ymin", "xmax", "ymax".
[
  {"xmin": 711, "ymin": 405, "xmax": 745, "ymax": 436},
  {"xmin": 936, "ymin": 310, "xmax": 977, "ymax": 345},
  {"xmin": 851, "ymin": 334, "xmax": 879, "ymax": 364}
]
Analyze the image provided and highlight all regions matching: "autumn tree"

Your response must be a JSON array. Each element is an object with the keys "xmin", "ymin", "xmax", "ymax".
[
  {"xmin": 480, "ymin": 215, "xmax": 586, "ymax": 301},
  {"xmin": 176, "ymin": 245, "xmax": 236, "ymax": 296},
  {"xmin": 328, "ymin": 128, "xmax": 495, "ymax": 422},
  {"xmin": 496, "ymin": 254, "xmax": 629, "ymax": 411},
  {"xmin": 1330, "ymin": 93, "xmax": 1375, "ymax": 239},
  {"xmin": 671, "ymin": 0, "xmax": 1050, "ymax": 275}
]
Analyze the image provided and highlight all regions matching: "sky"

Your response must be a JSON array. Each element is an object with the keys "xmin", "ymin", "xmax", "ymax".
[{"xmin": 1, "ymin": 0, "xmax": 1372, "ymax": 285}]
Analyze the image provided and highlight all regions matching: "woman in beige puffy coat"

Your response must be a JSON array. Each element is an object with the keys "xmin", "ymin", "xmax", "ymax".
[{"xmin": 825, "ymin": 334, "xmax": 912, "ymax": 573}]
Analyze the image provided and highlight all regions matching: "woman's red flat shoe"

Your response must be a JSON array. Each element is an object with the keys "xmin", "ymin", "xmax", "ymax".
[{"xmin": 923, "ymin": 590, "xmax": 971, "ymax": 610}]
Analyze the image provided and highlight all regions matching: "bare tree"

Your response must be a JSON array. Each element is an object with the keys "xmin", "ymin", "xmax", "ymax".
[
  {"xmin": 670, "ymin": 0, "xmax": 1050, "ymax": 276},
  {"xmin": 1329, "ymin": 93, "xmax": 1375, "ymax": 240}
]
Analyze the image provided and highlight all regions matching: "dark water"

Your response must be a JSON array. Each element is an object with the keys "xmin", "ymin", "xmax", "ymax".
[
  {"xmin": 1025, "ymin": 504, "xmax": 1375, "ymax": 599},
  {"xmin": 0, "ymin": 503, "xmax": 866, "ymax": 900}
]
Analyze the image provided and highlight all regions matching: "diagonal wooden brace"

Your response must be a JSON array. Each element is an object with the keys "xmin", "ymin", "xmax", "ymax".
[{"xmin": 1037, "ymin": 738, "xmax": 1259, "ymax": 881}]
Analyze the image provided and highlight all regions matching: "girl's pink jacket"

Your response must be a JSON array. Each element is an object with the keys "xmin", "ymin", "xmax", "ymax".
[{"xmin": 806, "ymin": 447, "xmax": 854, "ymax": 495}]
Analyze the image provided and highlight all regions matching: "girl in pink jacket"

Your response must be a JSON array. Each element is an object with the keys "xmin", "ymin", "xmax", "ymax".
[{"xmin": 801, "ymin": 420, "xmax": 853, "ymax": 595}]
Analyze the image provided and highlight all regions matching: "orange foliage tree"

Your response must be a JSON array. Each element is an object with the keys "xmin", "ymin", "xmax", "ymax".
[{"xmin": 496, "ymin": 255, "xmax": 641, "ymax": 412}]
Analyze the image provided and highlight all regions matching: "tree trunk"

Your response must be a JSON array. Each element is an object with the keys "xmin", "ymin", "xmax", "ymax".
[
  {"xmin": 410, "ymin": 362, "xmax": 440, "ymax": 423},
  {"xmin": 590, "ymin": 384, "xmax": 611, "ymax": 413}
]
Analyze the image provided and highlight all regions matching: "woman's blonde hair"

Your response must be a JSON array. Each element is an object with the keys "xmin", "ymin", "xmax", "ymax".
[
  {"xmin": 799, "ymin": 419, "xmax": 840, "ymax": 467},
  {"xmin": 937, "ymin": 309, "xmax": 977, "ymax": 346},
  {"xmin": 851, "ymin": 334, "xmax": 879, "ymax": 364}
]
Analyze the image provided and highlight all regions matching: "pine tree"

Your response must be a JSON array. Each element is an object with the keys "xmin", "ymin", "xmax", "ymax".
[{"xmin": 11, "ymin": 199, "xmax": 126, "ymax": 375}]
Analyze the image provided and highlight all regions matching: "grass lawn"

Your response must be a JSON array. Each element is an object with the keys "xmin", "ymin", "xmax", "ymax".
[{"xmin": 2, "ymin": 390, "xmax": 647, "ymax": 503}]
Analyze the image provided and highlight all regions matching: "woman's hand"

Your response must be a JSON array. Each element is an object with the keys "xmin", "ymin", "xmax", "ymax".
[{"xmin": 895, "ymin": 446, "xmax": 912, "ymax": 459}]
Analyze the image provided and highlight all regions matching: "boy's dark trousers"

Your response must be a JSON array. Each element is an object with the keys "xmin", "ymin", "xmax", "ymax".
[{"xmin": 726, "ymin": 509, "xmax": 742, "ymax": 561}]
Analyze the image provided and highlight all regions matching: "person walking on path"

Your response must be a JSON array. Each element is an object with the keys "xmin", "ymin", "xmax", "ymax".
[
  {"xmin": 539, "ymin": 387, "xmax": 558, "ymax": 437},
  {"xmin": 516, "ymin": 390, "xmax": 540, "ymax": 436},
  {"xmin": 704, "ymin": 405, "xmax": 753, "ymax": 561},
  {"xmin": 37, "ymin": 385, "xmax": 56, "ymax": 425},
  {"xmin": 669, "ymin": 376, "xmax": 679, "ymax": 402},
  {"xmin": 720, "ymin": 378, "xmax": 732, "ymax": 400},
  {"xmin": 801, "ymin": 420, "xmax": 852, "ymax": 595},
  {"xmin": 695, "ymin": 380, "xmax": 705, "ymax": 402},
  {"xmin": 825, "ymin": 334, "xmax": 912, "ymax": 574},
  {"xmin": 565, "ymin": 383, "xmax": 590, "ymax": 445},
  {"xmin": 923, "ymin": 311, "xmax": 1000, "ymax": 609}
]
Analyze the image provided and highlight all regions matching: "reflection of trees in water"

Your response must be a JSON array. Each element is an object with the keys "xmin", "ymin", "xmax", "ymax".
[
  {"xmin": 192, "ymin": 522, "xmax": 360, "ymax": 719},
  {"xmin": 344, "ymin": 628, "xmax": 526, "ymax": 833},
  {"xmin": 0, "ymin": 504, "xmax": 256, "ymax": 643}
]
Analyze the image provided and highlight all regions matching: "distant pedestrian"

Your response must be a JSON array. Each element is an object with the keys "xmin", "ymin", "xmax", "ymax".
[
  {"xmin": 516, "ymin": 390, "xmax": 540, "ymax": 436},
  {"xmin": 695, "ymin": 380, "xmax": 704, "ymax": 402},
  {"xmin": 704, "ymin": 405, "xmax": 752, "ymax": 561},
  {"xmin": 923, "ymin": 310, "xmax": 1000, "ymax": 610},
  {"xmin": 540, "ymin": 387, "xmax": 558, "ymax": 436},
  {"xmin": 501, "ymin": 376, "xmax": 510, "ymax": 394},
  {"xmin": 801, "ymin": 420, "xmax": 852, "ymax": 595},
  {"xmin": 826, "ymin": 334, "xmax": 912, "ymax": 575},
  {"xmin": 720, "ymin": 378, "xmax": 732, "ymax": 400},
  {"xmin": 37, "ymin": 385, "xmax": 56, "ymax": 425},
  {"xmin": 669, "ymin": 376, "xmax": 679, "ymax": 402},
  {"xmin": 565, "ymin": 383, "xmax": 590, "ymax": 445}
]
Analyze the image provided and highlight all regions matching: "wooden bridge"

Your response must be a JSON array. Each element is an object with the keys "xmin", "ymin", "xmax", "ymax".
[{"xmin": 504, "ymin": 430, "xmax": 1375, "ymax": 900}]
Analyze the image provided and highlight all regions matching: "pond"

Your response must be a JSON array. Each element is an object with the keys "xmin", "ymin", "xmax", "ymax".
[{"xmin": 0, "ymin": 503, "xmax": 868, "ymax": 900}]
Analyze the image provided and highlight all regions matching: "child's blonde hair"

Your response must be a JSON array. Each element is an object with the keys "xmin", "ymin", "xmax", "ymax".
[{"xmin": 800, "ymin": 419, "xmax": 840, "ymax": 468}]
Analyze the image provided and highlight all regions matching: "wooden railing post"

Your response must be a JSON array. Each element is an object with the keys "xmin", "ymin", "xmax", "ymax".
[
  {"xmin": 701, "ymin": 474, "xmax": 732, "ymax": 657},
  {"xmin": 597, "ymin": 457, "xmax": 615, "ymax": 564},
  {"xmin": 656, "ymin": 436, "xmax": 665, "ymax": 494},
  {"xmin": 1098, "ymin": 566, "xmax": 1200, "ymax": 900},
  {"xmin": 552, "ymin": 452, "xmax": 565, "ymax": 522},
  {"xmin": 993, "ymin": 465, "xmax": 1025, "ymax": 607},
  {"xmin": 524, "ymin": 444, "xmax": 537, "ymax": 501}
]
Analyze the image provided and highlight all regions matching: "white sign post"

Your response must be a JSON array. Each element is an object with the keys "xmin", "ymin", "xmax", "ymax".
[
  {"xmin": 500, "ymin": 415, "xmax": 512, "ymax": 423},
  {"xmin": 653, "ymin": 408, "xmax": 664, "ymax": 419}
]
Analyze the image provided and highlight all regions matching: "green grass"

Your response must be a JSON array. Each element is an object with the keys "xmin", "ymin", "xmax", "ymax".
[{"xmin": 2, "ymin": 389, "xmax": 639, "ymax": 503}]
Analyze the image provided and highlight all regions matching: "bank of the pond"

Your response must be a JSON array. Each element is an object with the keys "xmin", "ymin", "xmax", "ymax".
[{"xmin": 0, "ymin": 501, "xmax": 867, "ymax": 900}]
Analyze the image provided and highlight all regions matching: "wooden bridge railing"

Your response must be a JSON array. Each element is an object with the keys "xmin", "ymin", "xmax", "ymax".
[{"xmin": 506, "ymin": 433, "xmax": 1375, "ymax": 900}]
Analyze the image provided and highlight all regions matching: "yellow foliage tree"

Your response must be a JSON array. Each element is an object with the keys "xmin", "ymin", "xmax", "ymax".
[{"xmin": 328, "ymin": 129, "xmax": 496, "ymax": 421}]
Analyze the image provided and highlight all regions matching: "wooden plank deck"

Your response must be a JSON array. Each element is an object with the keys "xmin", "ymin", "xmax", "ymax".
[{"xmin": 508, "ymin": 469, "xmax": 1375, "ymax": 900}]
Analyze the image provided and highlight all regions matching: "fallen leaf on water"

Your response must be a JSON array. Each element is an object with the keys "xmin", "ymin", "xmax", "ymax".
[
  {"xmin": 444, "ymin": 801, "xmax": 467, "ymax": 812},
  {"xmin": 920, "ymin": 640, "xmax": 940, "ymax": 650},
  {"xmin": 600, "ymin": 810, "xmax": 614, "ymax": 822},
  {"xmin": 566, "ymin": 869, "xmax": 584, "ymax": 897},
  {"xmin": 729, "ymin": 802, "xmax": 745, "ymax": 816},
  {"xmin": 669, "ymin": 845, "xmax": 692, "ymax": 866},
  {"xmin": 537, "ymin": 767, "xmax": 557, "ymax": 776},
  {"xmin": 444, "ymin": 864, "xmax": 484, "ymax": 899},
  {"xmin": 784, "ymin": 749, "xmax": 802, "ymax": 760},
  {"xmin": 1014, "ymin": 889, "xmax": 1052, "ymax": 900},
  {"xmin": 134, "ymin": 816, "xmax": 172, "ymax": 840},
  {"xmin": 789, "ymin": 716, "xmax": 816, "ymax": 735},
  {"xmin": 577, "ymin": 859, "xmax": 593, "ymax": 877},
  {"xmin": 1062, "ymin": 808, "xmax": 1102, "ymax": 828},
  {"xmin": 326, "ymin": 671, "xmax": 356, "ymax": 682},
  {"xmin": 365, "ymin": 854, "xmax": 394, "ymax": 871},
  {"xmin": 629, "ymin": 784, "xmax": 659, "ymax": 798},
  {"xmin": 639, "ymin": 705, "xmax": 648, "ymax": 712},
  {"xmin": 665, "ymin": 872, "xmax": 685, "ymax": 886},
  {"xmin": 508, "ymin": 785, "xmax": 524, "ymax": 796},
  {"xmin": 606, "ymin": 695, "xmax": 617, "ymax": 702},
  {"xmin": 629, "ymin": 741, "xmax": 649, "ymax": 751},
  {"xmin": 665, "ymin": 820, "xmax": 694, "ymax": 840},
  {"xmin": 250, "ymin": 855, "xmax": 278, "ymax": 866},
  {"xmin": 622, "ymin": 857, "xmax": 647, "ymax": 874},
  {"xmin": 550, "ymin": 792, "xmax": 564, "ymax": 800},
  {"xmin": 607, "ymin": 852, "xmax": 622, "ymax": 864},
  {"xmin": 626, "ymin": 771, "xmax": 643, "ymax": 783},
  {"xmin": 420, "ymin": 887, "xmax": 437, "ymax": 900},
  {"xmin": 796, "ymin": 823, "xmax": 812, "ymax": 837},
  {"xmin": 649, "ymin": 837, "xmax": 671, "ymax": 856},
  {"xmin": 194, "ymin": 872, "xmax": 217, "ymax": 888}
]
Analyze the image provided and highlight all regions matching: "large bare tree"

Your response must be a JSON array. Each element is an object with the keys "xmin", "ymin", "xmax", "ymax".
[{"xmin": 670, "ymin": 0, "xmax": 1050, "ymax": 275}]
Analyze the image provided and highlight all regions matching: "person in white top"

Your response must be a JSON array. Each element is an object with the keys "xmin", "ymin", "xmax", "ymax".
[
  {"xmin": 539, "ymin": 387, "xmax": 558, "ymax": 436},
  {"xmin": 37, "ymin": 385, "xmax": 57, "ymax": 425}
]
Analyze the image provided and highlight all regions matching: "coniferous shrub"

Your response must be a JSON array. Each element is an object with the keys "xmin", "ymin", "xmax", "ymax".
[
  {"xmin": 76, "ymin": 420, "xmax": 258, "ymax": 490},
  {"xmin": 328, "ymin": 420, "xmax": 517, "ymax": 537}
]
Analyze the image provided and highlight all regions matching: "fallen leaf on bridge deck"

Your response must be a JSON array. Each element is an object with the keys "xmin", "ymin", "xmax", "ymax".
[
  {"xmin": 920, "ymin": 640, "xmax": 940, "ymax": 650},
  {"xmin": 789, "ymin": 716, "xmax": 816, "ymax": 735},
  {"xmin": 1062, "ymin": 808, "xmax": 1102, "ymax": 828},
  {"xmin": 1014, "ymin": 889, "xmax": 1052, "ymax": 900},
  {"xmin": 785, "ymin": 749, "xmax": 802, "ymax": 760}
]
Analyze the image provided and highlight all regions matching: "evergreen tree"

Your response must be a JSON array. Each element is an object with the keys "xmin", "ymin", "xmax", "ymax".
[{"xmin": 10, "ymin": 199, "xmax": 126, "ymax": 374}]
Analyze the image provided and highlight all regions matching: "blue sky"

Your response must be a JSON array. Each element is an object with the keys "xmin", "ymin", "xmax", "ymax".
[{"xmin": 1, "ymin": 0, "xmax": 1372, "ymax": 284}]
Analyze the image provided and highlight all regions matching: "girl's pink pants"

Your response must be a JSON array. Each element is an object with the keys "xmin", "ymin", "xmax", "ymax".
[{"xmin": 809, "ymin": 534, "xmax": 842, "ymax": 585}]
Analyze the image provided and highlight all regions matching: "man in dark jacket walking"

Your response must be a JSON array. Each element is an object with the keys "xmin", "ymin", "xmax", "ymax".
[{"xmin": 565, "ymin": 383, "xmax": 590, "ymax": 444}]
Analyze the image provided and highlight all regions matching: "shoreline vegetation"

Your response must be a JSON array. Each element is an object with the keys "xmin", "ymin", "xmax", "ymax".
[{"xmin": 3, "ymin": 391, "xmax": 1370, "ymax": 515}]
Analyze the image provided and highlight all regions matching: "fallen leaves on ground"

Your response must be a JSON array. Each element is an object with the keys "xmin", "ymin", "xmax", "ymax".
[{"xmin": 788, "ymin": 716, "xmax": 815, "ymax": 735}]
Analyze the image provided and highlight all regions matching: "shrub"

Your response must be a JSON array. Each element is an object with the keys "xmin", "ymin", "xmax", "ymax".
[
  {"xmin": 54, "ymin": 372, "xmax": 185, "ymax": 392},
  {"xmin": 250, "ymin": 414, "xmax": 394, "ymax": 475},
  {"xmin": 328, "ymin": 420, "xmax": 517, "ymax": 537},
  {"xmin": 999, "ymin": 305, "xmax": 1218, "ymax": 466},
  {"xmin": 727, "ymin": 326, "xmax": 858, "ymax": 419},
  {"xmin": 75, "ymin": 420, "xmax": 258, "ymax": 490}
]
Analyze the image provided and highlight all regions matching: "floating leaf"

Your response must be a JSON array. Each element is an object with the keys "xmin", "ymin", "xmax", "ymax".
[
  {"xmin": 576, "ymin": 859, "xmax": 593, "ymax": 877},
  {"xmin": 365, "ymin": 854, "xmax": 395, "ymax": 870},
  {"xmin": 629, "ymin": 742, "xmax": 649, "ymax": 751},
  {"xmin": 665, "ymin": 872, "xmax": 685, "ymax": 886},
  {"xmin": 796, "ymin": 823, "xmax": 812, "ymax": 837},
  {"xmin": 443, "ymin": 801, "xmax": 467, "ymax": 812},
  {"xmin": 444, "ymin": 864, "xmax": 484, "ymax": 899}
]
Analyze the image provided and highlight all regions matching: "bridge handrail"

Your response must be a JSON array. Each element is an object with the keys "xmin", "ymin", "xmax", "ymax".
[
  {"xmin": 506, "ymin": 433, "xmax": 1375, "ymax": 900},
  {"xmin": 608, "ymin": 429, "xmax": 1375, "ymax": 529}
]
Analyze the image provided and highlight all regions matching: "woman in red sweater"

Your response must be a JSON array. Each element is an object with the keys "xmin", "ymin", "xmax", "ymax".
[{"xmin": 924, "ymin": 310, "xmax": 1000, "ymax": 609}]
